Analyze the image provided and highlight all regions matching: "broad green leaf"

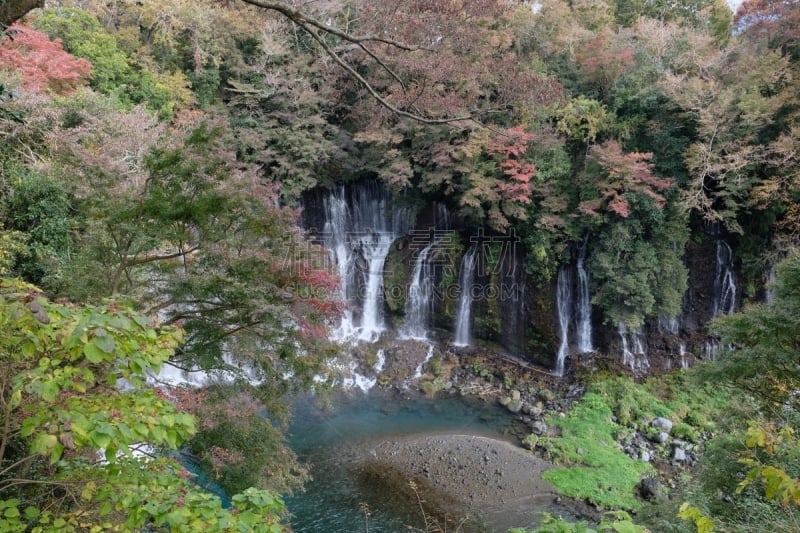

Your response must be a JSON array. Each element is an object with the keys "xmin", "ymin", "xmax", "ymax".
[
  {"xmin": 32, "ymin": 433, "xmax": 58, "ymax": 456},
  {"xmin": 41, "ymin": 381, "xmax": 59, "ymax": 402},
  {"xmin": 9, "ymin": 389, "xmax": 21, "ymax": 409},
  {"xmin": 20, "ymin": 418, "xmax": 38, "ymax": 437},
  {"xmin": 91, "ymin": 432, "xmax": 112, "ymax": 450},
  {"xmin": 83, "ymin": 341, "xmax": 106, "ymax": 363},
  {"xmin": 94, "ymin": 332, "xmax": 115, "ymax": 354}
]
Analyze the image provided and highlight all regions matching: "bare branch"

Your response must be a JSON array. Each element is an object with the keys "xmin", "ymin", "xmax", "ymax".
[
  {"xmin": 238, "ymin": 0, "xmax": 430, "ymax": 51},
  {"xmin": 237, "ymin": 0, "xmax": 487, "ymax": 124},
  {"xmin": 123, "ymin": 245, "xmax": 200, "ymax": 268},
  {"xmin": 304, "ymin": 24, "xmax": 473, "ymax": 124},
  {"xmin": 356, "ymin": 43, "xmax": 408, "ymax": 91}
]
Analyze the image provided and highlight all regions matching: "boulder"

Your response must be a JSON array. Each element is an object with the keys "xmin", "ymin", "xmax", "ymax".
[
  {"xmin": 539, "ymin": 388, "xmax": 555, "ymax": 402},
  {"xmin": 506, "ymin": 400, "xmax": 524, "ymax": 414},
  {"xmin": 638, "ymin": 477, "xmax": 666, "ymax": 502},
  {"xmin": 651, "ymin": 417, "xmax": 674, "ymax": 433},
  {"xmin": 530, "ymin": 420, "xmax": 548, "ymax": 435},
  {"xmin": 651, "ymin": 431, "xmax": 670, "ymax": 444},
  {"xmin": 673, "ymin": 447, "xmax": 687, "ymax": 463}
]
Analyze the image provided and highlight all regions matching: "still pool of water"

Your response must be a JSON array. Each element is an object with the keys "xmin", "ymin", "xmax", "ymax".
[{"xmin": 284, "ymin": 390, "xmax": 576, "ymax": 532}]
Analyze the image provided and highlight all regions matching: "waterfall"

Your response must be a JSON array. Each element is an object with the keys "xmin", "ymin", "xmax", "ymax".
[
  {"xmin": 340, "ymin": 348, "xmax": 387, "ymax": 392},
  {"xmin": 712, "ymin": 240, "xmax": 737, "ymax": 318},
  {"xmin": 400, "ymin": 239, "xmax": 439, "ymax": 340},
  {"xmin": 679, "ymin": 344, "xmax": 688, "ymax": 369},
  {"xmin": 657, "ymin": 315, "xmax": 681, "ymax": 335},
  {"xmin": 323, "ymin": 193, "xmax": 356, "ymax": 340},
  {"xmin": 433, "ymin": 202, "xmax": 451, "ymax": 230},
  {"xmin": 453, "ymin": 245, "xmax": 478, "ymax": 347},
  {"xmin": 618, "ymin": 323, "xmax": 649, "ymax": 372},
  {"xmin": 321, "ymin": 183, "xmax": 408, "ymax": 343},
  {"xmin": 412, "ymin": 343, "xmax": 435, "ymax": 380},
  {"xmin": 357, "ymin": 234, "xmax": 395, "ymax": 342},
  {"xmin": 575, "ymin": 238, "xmax": 594, "ymax": 353},
  {"xmin": 702, "ymin": 340, "xmax": 723, "ymax": 361},
  {"xmin": 555, "ymin": 266, "xmax": 573, "ymax": 376}
]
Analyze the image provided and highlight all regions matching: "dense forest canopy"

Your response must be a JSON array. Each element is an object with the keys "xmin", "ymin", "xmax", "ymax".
[{"xmin": 0, "ymin": 0, "xmax": 799, "ymax": 530}]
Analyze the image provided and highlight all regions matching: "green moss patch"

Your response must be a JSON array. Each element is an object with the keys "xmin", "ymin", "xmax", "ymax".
[{"xmin": 539, "ymin": 392, "xmax": 653, "ymax": 510}]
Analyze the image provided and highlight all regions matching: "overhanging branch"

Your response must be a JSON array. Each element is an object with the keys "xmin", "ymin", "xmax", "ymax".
[
  {"xmin": 238, "ymin": 0, "xmax": 479, "ymax": 125},
  {"xmin": 238, "ymin": 0, "xmax": 430, "ymax": 51},
  {"xmin": 305, "ymin": 24, "xmax": 473, "ymax": 124}
]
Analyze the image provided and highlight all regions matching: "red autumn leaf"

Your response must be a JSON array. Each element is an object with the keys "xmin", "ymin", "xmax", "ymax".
[{"xmin": 0, "ymin": 24, "xmax": 92, "ymax": 94}]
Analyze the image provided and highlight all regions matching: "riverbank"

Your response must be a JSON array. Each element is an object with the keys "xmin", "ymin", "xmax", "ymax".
[
  {"xmin": 340, "ymin": 339, "xmax": 712, "ymax": 516},
  {"xmin": 353, "ymin": 432, "xmax": 595, "ymax": 531},
  {"xmin": 285, "ymin": 388, "xmax": 596, "ymax": 532}
]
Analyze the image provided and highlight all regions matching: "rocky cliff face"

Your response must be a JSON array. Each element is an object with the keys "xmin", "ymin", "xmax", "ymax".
[{"xmin": 303, "ymin": 182, "xmax": 746, "ymax": 376}]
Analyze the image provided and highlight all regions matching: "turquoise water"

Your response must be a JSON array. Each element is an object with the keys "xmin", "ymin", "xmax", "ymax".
[{"xmin": 284, "ymin": 391, "xmax": 572, "ymax": 532}]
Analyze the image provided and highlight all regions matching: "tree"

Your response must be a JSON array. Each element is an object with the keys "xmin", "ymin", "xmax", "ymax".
[
  {"xmin": 235, "ymin": 0, "xmax": 559, "ymax": 125},
  {"xmin": 710, "ymin": 252, "xmax": 800, "ymax": 411},
  {"xmin": 678, "ymin": 253, "xmax": 800, "ymax": 532},
  {"xmin": 579, "ymin": 140, "xmax": 674, "ymax": 219},
  {"xmin": 0, "ymin": 24, "xmax": 91, "ymax": 94},
  {"xmin": 32, "ymin": 7, "xmax": 191, "ymax": 117},
  {"xmin": 734, "ymin": 0, "xmax": 800, "ymax": 51},
  {"xmin": 459, "ymin": 126, "xmax": 539, "ymax": 231},
  {"xmin": 1, "ymin": 166, "xmax": 74, "ymax": 291},
  {"xmin": 0, "ymin": 278, "xmax": 285, "ymax": 531}
]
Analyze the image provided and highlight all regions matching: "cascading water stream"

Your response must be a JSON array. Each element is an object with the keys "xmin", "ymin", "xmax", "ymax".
[
  {"xmin": 679, "ymin": 344, "xmax": 688, "ymax": 369},
  {"xmin": 400, "ymin": 239, "xmax": 439, "ymax": 340},
  {"xmin": 703, "ymin": 240, "xmax": 737, "ymax": 361},
  {"xmin": 453, "ymin": 245, "xmax": 478, "ymax": 347},
  {"xmin": 357, "ymin": 234, "xmax": 395, "ymax": 342},
  {"xmin": 321, "ymin": 183, "xmax": 409, "ymax": 343},
  {"xmin": 618, "ymin": 323, "xmax": 649, "ymax": 372},
  {"xmin": 555, "ymin": 267, "xmax": 572, "ymax": 376},
  {"xmin": 657, "ymin": 316, "xmax": 681, "ymax": 336},
  {"xmin": 712, "ymin": 240, "xmax": 737, "ymax": 318},
  {"xmin": 575, "ymin": 238, "xmax": 593, "ymax": 353},
  {"xmin": 323, "ymin": 193, "xmax": 357, "ymax": 340}
]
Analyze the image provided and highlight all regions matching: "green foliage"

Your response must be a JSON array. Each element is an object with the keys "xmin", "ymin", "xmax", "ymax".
[
  {"xmin": 1, "ymin": 166, "xmax": 73, "ymax": 290},
  {"xmin": 552, "ymin": 96, "xmax": 613, "ymax": 143},
  {"xmin": 686, "ymin": 428, "xmax": 800, "ymax": 531},
  {"xmin": 738, "ymin": 424, "xmax": 800, "ymax": 506},
  {"xmin": 185, "ymin": 387, "xmax": 309, "ymax": 496},
  {"xmin": 539, "ymin": 392, "xmax": 653, "ymax": 510},
  {"xmin": 0, "ymin": 278, "xmax": 285, "ymax": 531},
  {"xmin": 0, "ymin": 224, "xmax": 26, "ymax": 276},
  {"xmin": 587, "ymin": 199, "xmax": 688, "ymax": 328},
  {"xmin": 536, "ymin": 371, "xmax": 732, "ymax": 512},
  {"xmin": 611, "ymin": 0, "xmax": 719, "ymax": 28},
  {"xmin": 518, "ymin": 140, "xmax": 573, "ymax": 280},
  {"xmin": 709, "ymin": 252, "xmax": 800, "ymax": 411},
  {"xmin": 678, "ymin": 503, "xmax": 714, "ymax": 533},
  {"xmin": 511, "ymin": 510, "xmax": 648, "ymax": 532},
  {"xmin": 678, "ymin": 254, "xmax": 800, "ymax": 532},
  {"xmin": 589, "ymin": 370, "xmax": 731, "ymax": 434},
  {"xmin": 33, "ymin": 7, "xmax": 190, "ymax": 117},
  {"xmin": 223, "ymin": 45, "xmax": 345, "ymax": 201}
]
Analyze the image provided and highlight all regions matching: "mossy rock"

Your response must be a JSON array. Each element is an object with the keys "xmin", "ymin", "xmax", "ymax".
[{"xmin": 384, "ymin": 237, "xmax": 411, "ymax": 314}]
